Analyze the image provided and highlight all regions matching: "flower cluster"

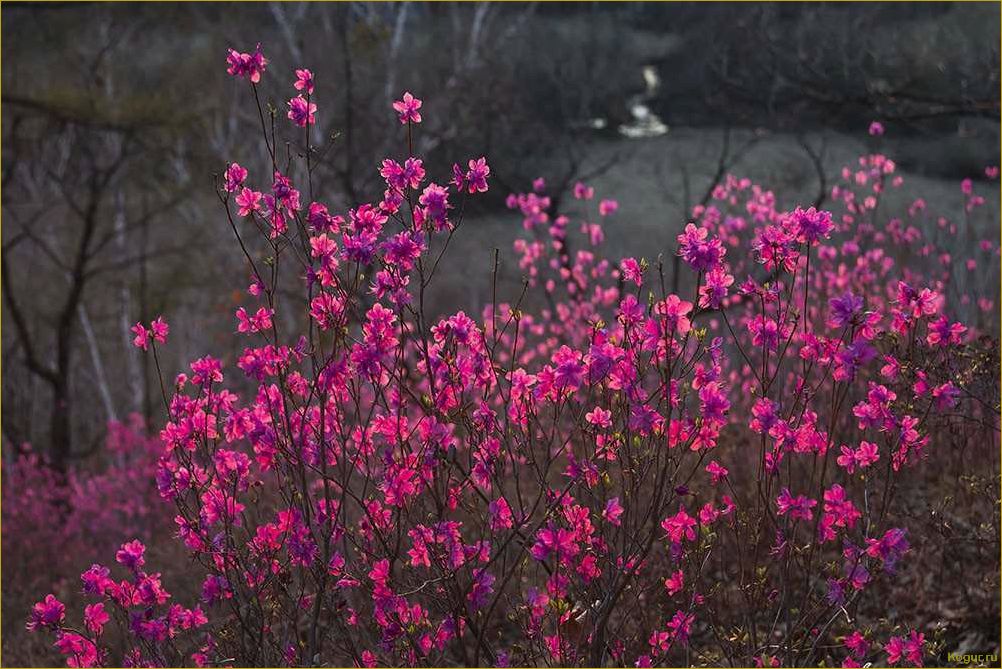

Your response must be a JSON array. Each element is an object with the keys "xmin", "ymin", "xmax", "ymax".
[{"xmin": 24, "ymin": 44, "xmax": 999, "ymax": 668}]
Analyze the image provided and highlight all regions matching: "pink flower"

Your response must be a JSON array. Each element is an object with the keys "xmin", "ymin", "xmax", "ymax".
[
  {"xmin": 705, "ymin": 460, "xmax": 728, "ymax": 484},
  {"xmin": 55, "ymin": 632, "xmax": 98, "ymax": 668},
  {"xmin": 236, "ymin": 307, "xmax": 274, "ymax": 334},
  {"xmin": 926, "ymin": 315, "xmax": 966, "ymax": 348},
  {"xmin": 83, "ymin": 603, "xmax": 109, "ymax": 635},
  {"xmin": 294, "ymin": 68, "xmax": 314, "ymax": 94},
  {"xmin": 489, "ymin": 497, "xmax": 514, "ymax": 530},
  {"xmin": 131, "ymin": 322, "xmax": 150, "ymax": 350},
  {"xmin": 865, "ymin": 528, "xmax": 910, "ymax": 571},
  {"xmin": 621, "ymin": 257, "xmax": 643, "ymax": 286},
  {"xmin": 224, "ymin": 162, "xmax": 248, "ymax": 192},
  {"xmin": 26, "ymin": 594, "xmax": 65, "ymax": 631},
  {"xmin": 288, "ymin": 95, "xmax": 317, "ymax": 127},
  {"xmin": 599, "ymin": 199, "xmax": 619, "ymax": 216},
  {"xmin": 586, "ymin": 406, "xmax": 612, "ymax": 429},
  {"xmin": 573, "ymin": 182, "xmax": 594, "ymax": 200},
  {"xmin": 677, "ymin": 223, "xmax": 725, "ymax": 271},
  {"xmin": 844, "ymin": 631, "xmax": 869, "ymax": 658},
  {"xmin": 664, "ymin": 569, "xmax": 684, "ymax": 595},
  {"xmin": 822, "ymin": 484, "xmax": 861, "ymax": 529},
  {"xmin": 150, "ymin": 316, "xmax": 169, "ymax": 344},
  {"xmin": 698, "ymin": 268, "xmax": 734, "ymax": 309},
  {"xmin": 837, "ymin": 441, "xmax": 879, "ymax": 473},
  {"xmin": 886, "ymin": 630, "xmax": 924, "ymax": 666},
  {"xmin": 788, "ymin": 206, "xmax": 834, "ymax": 244},
  {"xmin": 776, "ymin": 488, "xmax": 817, "ymax": 521},
  {"xmin": 132, "ymin": 317, "xmax": 168, "ymax": 350},
  {"xmin": 465, "ymin": 157, "xmax": 490, "ymax": 193},
  {"xmin": 380, "ymin": 157, "xmax": 425, "ymax": 191},
  {"xmin": 393, "ymin": 91, "xmax": 423, "ymax": 124},
  {"xmin": 310, "ymin": 233, "xmax": 338, "ymax": 261},
  {"xmin": 603, "ymin": 497, "xmax": 624, "ymax": 526},
  {"xmin": 661, "ymin": 506, "xmax": 697, "ymax": 544},
  {"xmin": 552, "ymin": 345, "xmax": 585, "ymax": 390},
  {"xmin": 656, "ymin": 294, "xmax": 693, "ymax": 335},
  {"xmin": 856, "ymin": 441, "xmax": 879, "ymax": 468},
  {"xmin": 383, "ymin": 467, "xmax": 418, "ymax": 507},
  {"xmin": 235, "ymin": 187, "xmax": 262, "ymax": 216},
  {"xmin": 418, "ymin": 183, "xmax": 451, "ymax": 230},
  {"xmin": 868, "ymin": 121, "xmax": 885, "ymax": 136},
  {"xmin": 115, "ymin": 539, "xmax": 146, "ymax": 572},
  {"xmin": 530, "ymin": 524, "xmax": 579, "ymax": 562},
  {"xmin": 829, "ymin": 292, "xmax": 864, "ymax": 329},
  {"xmin": 931, "ymin": 382, "xmax": 960, "ymax": 410},
  {"xmin": 226, "ymin": 43, "xmax": 267, "ymax": 83}
]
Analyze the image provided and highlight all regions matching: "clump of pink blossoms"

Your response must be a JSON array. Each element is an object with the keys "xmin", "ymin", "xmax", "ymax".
[{"xmin": 24, "ymin": 43, "xmax": 999, "ymax": 669}]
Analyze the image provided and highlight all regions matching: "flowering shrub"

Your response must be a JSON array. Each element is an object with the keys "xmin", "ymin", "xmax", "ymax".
[
  {"xmin": 4, "ymin": 416, "xmax": 167, "ymax": 588},
  {"xmin": 25, "ymin": 46, "xmax": 999, "ymax": 668},
  {"xmin": 4, "ymin": 416, "xmax": 171, "ymax": 664}
]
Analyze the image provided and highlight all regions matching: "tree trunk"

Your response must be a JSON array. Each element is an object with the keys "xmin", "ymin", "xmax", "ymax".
[{"xmin": 49, "ymin": 375, "xmax": 71, "ymax": 472}]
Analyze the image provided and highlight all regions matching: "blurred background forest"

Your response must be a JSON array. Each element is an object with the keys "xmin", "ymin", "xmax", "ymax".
[{"xmin": 1, "ymin": 3, "xmax": 999, "ymax": 662}]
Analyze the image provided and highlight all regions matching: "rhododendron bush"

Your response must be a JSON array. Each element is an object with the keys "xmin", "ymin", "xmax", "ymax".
[{"xmin": 23, "ymin": 46, "xmax": 999, "ymax": 668}]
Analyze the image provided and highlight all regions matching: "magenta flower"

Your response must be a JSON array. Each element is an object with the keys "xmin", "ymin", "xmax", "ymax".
[
  {"xmin": 131, "ymin": 316, "xmax": 167, "ymax": 350},
  {"xmin": 931, "ymin": 382, "xmax": 961, "ymax": 410},
  {"xmin": 698, "ymin": 268, "xmax": 734, "ymax": 309},
  {"xmin": 226, "ymin": 43, "xmax": 267, "ymax": 83},
  {"xmin": 80, "ymin": 565, "xmax": 113, "ymax": 596},
  {"xmin": 886, "ymin": 630, "xmax": 924, "ymax": 666},
  {"xmin": 788, "ymin": 206, "xmax": 834, "ymax": 244},
  {"xmin": 530, "ymin": 524, "xmax": 579, "ymax": 562},
  {"xmin": 131, "ymin": 322, "xmax": 149, "ymax": 350},
  {"xmin": 488, "ymin": 497, "xmax": 514, "ymax": 530},
  {"xmin": 150, "ymin": 316, "xmax": 169, "ymax": 344},
  {"xmin": 26, "ymin": 594, "xmax": 65, "ymax": 631},
  {"xmin": 776, "ymin": 488, "xmax": 817, "ymax": 521},
  {"xmin": 465, "ymin": 157, "xmax": 490, "ymax": 193},
  {"xmin": 586, "ymin": 406, "xmax": 612, "ymax": 429},
  {"xmin": 656, "ymin": 294, "xmax": 693, "ymax": 335},
  {"xmin": 573, "ymin": 181, "xmax": 594, "ymax": 200},
  {"xmin": 621, "ymin": 257, "xmax": 643, "ymax": 286},
  {"xmin": 392, "ymin": 91, "xmax": 422, "ymax": 124},
  {"xmin": 235, "ymin": 307, "xmax": 274, "ymax": 334},
  {"xmin": 844, "ymin": 630, "xmax": 869, "ymax": 658},
  {"xmin": 599, "ymin": 198, "xmax": 619, "ymax": 216},
  {"xmin": 661, "ymin": 506, "xmax": 697, "ymax": 544},
  {"xmin": 382, "ymin": 467, "xmax": 418, "ymax": 507},
  {"xmin": 664, "ymin": 569, "xmax": 684, "ymax": 595},
  {"xmin": 828, "ymin": 292, "xmax": 864, "ymax": 329},
  {"xmin": 115, "ymin": 539, "xmax": 146, "ymax": 573},
  {"xmin": 868, "ymin": 120, "xmax": 885, "ymax": 136},
  {"xmin": 294, "ymin": 68, "xmax": 314, "ymax": 94},
  {"xmin": 822, "ymin": 484, "xmax": 861, "ymax": 529},
  {"xmin": 418, "ymin": 183, "xmax": 450, "ymax": 230},
  {"xmin": 287, "ymin": 95, "xmax": 317, "ymax": 127},
  {"xmin": 705, "ymin": 460, "xmax": 728, "ymax": 484},
  {"xmin": 83, "ymin": 603, "xmax": 109, "ymax": 636},
  {"xmin": 677, "ymin": 223, "xmax": 725, "ymax": 271},
  {"xmin": 223, "ymin": 162, "xmax": 248, "ymax": 192},
  {"xmin": 926, "ymin": 315, "xmax": 966, "ymax": 347},
  {"xmin": 856, "ymin": 441, "xmax": 879, "ymax": 468},
  {"xmin": 55, "ymin": 632, "xmax": 98, "ymax": 667},
  {"xmin": 235, "ymin": 187, "xmax": 262, "ymax": 216},
  {"xmin": 603, "ymin": 497, "xmax": 624, "ymax": 526}
]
